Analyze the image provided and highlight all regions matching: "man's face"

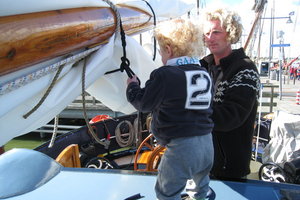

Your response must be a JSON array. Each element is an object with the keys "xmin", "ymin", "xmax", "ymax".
[{"xmin": 203, "ymin": 19, "xmax": 231, "ymax": 56}]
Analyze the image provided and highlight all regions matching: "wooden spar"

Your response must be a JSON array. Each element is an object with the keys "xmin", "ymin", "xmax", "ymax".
[
  {"xmin": 243, "ymin": 12, "xmax": 261, "ymax": 51},
  {"xmin": 244, "ymin": 0, "xmax": 267, "ymax": 52},
  {"xmin": 0, "ymin": 6, "xmax": 152, "ymax": 76}
]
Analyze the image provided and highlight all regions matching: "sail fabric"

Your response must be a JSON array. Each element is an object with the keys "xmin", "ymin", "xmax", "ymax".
[
  {"xmin": 0, "ymin": 0, "xmax": 108, "ymax": 17},
  {"xmin": 0, "ymin": 34, "xmax": 156, "ymax": 146},
  {"xmin": 115, "ymin": 0, "xmax": 195, "ymax": 19},
  {"xmin": 262, "ymin": 111, "xmax": 300, "ymax": 164},
  {"xmin": 0, "ymin": 0, "xmax": 193, "ymax": 146},
  {"xmin": 0, "ymin": 0, "xmax": 195, "ymax": 18},
  {"xmin": 86, "ymin": 34, "xmax": 160, "ymax": 114}
]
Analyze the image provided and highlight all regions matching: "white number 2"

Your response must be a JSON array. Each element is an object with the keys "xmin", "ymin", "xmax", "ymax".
[{"xmin": 185, "ymin": 70, "xmax": 212, "ymax": 110}]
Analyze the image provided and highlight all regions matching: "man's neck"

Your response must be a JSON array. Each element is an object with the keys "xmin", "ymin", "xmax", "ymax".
[{"xmin": 213, "ymin": 48, "xmax": 232, "ymax": 65}]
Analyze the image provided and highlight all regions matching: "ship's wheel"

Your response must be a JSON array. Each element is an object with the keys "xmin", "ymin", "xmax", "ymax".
[{"xmin": 134, "ymin": 134, "xmax": 165, "ymax": 172}]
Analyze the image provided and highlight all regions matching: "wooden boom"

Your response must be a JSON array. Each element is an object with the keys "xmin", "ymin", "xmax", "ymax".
[{"xmin": 0, "ymin": 6, "xmax": 152, "ymax": 76}]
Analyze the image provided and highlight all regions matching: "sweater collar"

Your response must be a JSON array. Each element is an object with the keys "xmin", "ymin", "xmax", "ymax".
[
  {"xmin": 219, "ymin": 48, "xmax": 246, "ymax": 67},
  {"xmin": 202, "ymin": 48, "xmax": 247, "ymax": 70}
]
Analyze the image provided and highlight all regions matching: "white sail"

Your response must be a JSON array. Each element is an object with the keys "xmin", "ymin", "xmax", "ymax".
[{"xmin": 0, "ymin": 0, "xmax": 195, "ymax": 146}]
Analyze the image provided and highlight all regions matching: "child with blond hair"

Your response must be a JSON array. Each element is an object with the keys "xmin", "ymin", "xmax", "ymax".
[{"xmin": 126, "ymin": 18, "xmax": 214, "ymax": 200}]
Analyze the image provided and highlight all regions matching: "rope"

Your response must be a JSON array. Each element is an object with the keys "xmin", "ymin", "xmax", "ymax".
[
  {"xmin": 1, "ymin": 46, "xmax": 101, "ymax": 96},
  {"xmin": 22, "ymin": 0, "xmax": 120, "ymax": 119},
  {"xmin": 142, "ymin": 0, "xmax": 157, "ymax": 61},
  {"xmin": 23, "ymin": 64, "xmax": 65, "ymax": 119},
  {"xmin": 81, "ymin": 0, "xmax": 135, "ymax": 149},
  {"xmin": 103, "ymin": 0, "xmax": 137, "ymax": 79},
  {"xmin": 81, "ymin": 57, "xmax": 110, "ymax": 149},
  {"xmin": 102, "ymin": 0, "xmax": 121, "ymax": 34},
  {"xmin": 48, "ymin": 115, "xmax": 59, "ymax": 148},
  {"xmin": 79, "ymin": 0, "xmax": 131, "ymax": 149},
  {"xmin": 134, "ymin": 115, "xmax": 143, "ymax": 147},
  {"xmin": 115, "ymin": 120, "xmax": 134, "ymax": 147}
]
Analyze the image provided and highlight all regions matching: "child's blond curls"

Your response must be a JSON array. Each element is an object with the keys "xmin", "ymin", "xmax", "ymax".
[{"xmin": 154, "ymin": 18, "xmax": 204, "ymax": 58}]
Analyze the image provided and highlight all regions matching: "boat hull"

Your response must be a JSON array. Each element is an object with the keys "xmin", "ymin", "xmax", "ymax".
[{"xmin": 1, "ymin": 148, "xmax": 300, "ymax": 200}]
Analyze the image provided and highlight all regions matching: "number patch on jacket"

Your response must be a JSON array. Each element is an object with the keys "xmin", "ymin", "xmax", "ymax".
[{"xmin": 185, "ymin": 70, "xmax": 212, "ymax": 110}]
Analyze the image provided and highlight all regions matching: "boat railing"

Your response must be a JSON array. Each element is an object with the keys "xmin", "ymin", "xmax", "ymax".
[
  {"xmin": 33, "ymin": 124, "xmax": 82, "ymax": 135},
  {"xmin": 60, "ymin": 93, "xmax": 123, "ymax": 119},
  {"xmin": 33, "ymin": 93, "xmax": 123, "ymax": 138},
  {"xmin": 259, "ymin": 83, "xmax": 279, "ymax": 116}
]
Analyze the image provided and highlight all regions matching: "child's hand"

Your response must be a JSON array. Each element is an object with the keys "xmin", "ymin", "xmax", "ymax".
[{"xmin": 127, "ymin": 75, "xmax": 138, "ymax": 85}]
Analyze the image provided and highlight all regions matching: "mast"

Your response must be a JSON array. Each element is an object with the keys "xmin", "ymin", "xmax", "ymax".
[{"xmin": 243, "ymin": 0, "xmax": 267, "ymax": 53}]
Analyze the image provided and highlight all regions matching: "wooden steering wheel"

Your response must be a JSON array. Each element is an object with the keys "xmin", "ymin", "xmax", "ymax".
[{"xmin": 133, "ymin": 134, "xmax": 165, "ymax": 172}]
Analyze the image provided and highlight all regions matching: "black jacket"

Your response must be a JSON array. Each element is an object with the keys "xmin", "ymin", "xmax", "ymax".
[
  {"xmin": 127, "ymin": 64, "xmax": 214, "ymax": 146},
  {"xmin": 200, "ymin": 48, "xmax": 260, "ymax": 179}
]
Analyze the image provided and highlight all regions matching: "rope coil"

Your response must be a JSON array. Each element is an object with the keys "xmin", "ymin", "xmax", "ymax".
[{"xmin": 115, "ymin": 120, "xmax": 134, "ymax": 147}]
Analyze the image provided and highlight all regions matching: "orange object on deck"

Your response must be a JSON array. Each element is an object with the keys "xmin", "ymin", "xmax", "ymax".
[{"xmin": 89, "ymin": 114, "xmax": 112, "ymax": 124}]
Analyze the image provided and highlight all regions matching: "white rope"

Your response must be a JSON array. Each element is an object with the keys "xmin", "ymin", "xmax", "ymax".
[
  {"xmin": 48, "ymin": 115, "xmax": 59, "ymax": 148},
  {"xmin": 255, "ymin": 83, "xmax": 264, "ymax": 161},
  {"xmin": 134, "ymin": 116, "xmax": 143, "ymax": 147},
  {"xmin": 102, "ymin": 0, "xmax": 121, "ymax": 35}
]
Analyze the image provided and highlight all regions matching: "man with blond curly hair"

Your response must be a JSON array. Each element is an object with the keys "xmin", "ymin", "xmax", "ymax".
[
  {"xmin": 200, "ymin": 8, "xmax": 260, "ymax": 180},
  {"xmin": 126, "ymin": 18, "xmax": 214, "ymax": 200}
]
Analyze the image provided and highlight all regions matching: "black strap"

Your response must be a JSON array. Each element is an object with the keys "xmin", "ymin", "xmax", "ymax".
[
  {"xmin": 142, "ymin": 0, "xmax": 157, "ymax": 61},
  {"xmin": 105, "ymin": 0, "xmax": 157, "ymax": 78},
  {"xmin": 105, "ymin": 17, "xmax": 135, "ymax": 78}
]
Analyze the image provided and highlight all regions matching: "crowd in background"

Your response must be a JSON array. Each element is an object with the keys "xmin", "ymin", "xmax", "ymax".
[{"xmin": 289, "ymin": 63, "xmax": 300, "ymax": 80}]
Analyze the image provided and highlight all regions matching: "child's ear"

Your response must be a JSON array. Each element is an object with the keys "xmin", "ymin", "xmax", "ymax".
[{"xmin": 165, "ymin": 45, "xmax": 173, "ymax": 57}]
